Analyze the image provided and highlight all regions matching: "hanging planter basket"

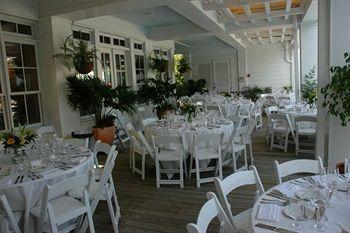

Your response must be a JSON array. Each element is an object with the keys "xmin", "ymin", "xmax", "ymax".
[{"xmin": 75, "ymin": 61, "xmax": 94, "ymax": 74}]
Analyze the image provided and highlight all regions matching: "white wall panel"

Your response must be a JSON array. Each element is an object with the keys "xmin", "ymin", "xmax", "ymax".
[{"xmin": 246, "ymin": 43, "xmax": 292, "ymax": 91}]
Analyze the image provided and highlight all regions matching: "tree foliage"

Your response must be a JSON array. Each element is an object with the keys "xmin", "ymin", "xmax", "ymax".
[{"xmin": 302, "ymin": 66, "xmax": 317, "ymax": 106}]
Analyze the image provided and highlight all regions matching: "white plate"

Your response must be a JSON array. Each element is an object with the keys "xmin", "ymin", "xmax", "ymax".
[{"xmin": 283, "ymin": 203, "xmax": 315, "ymax": 221}]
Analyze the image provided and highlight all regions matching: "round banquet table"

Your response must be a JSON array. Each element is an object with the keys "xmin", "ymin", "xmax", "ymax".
[
  {"xmin": 280, "ymin": 109, "xmax": 317, "ymax": 131},
  {"xmin": 144, "ymin": 120, "xmax": 234, "ymax": 154},
  {"xmin": 251, "ymin": 175, "xmax": 350, "ymax": 233},
  {"xmin": 0, "ymin": 149, "xmax": 94, "ymax": 232}
]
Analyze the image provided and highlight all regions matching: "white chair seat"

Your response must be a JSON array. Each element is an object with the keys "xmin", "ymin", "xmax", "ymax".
[
  {"xmin": 233, "ymin": 209, "xmax": 253, "ymax": 233},
  {"xmin": 157, "ymin": 149, "xmax": 183, "ymax": 161},
  {"xmin": 274, "ymin": 125, "xmax": 288, "ymax": 132},
  {"xmin": 232, "ymin": 143, "xmax": 246, "ymax": 153},
  {"xmin": 31, "ymin": 196, "xmax": 85, "ymax": 225},
  {"xmin": 194, "ymin": 148, "xmax": 220, "ymax": 160},
  {"xmin": 69, "ymin": 181, "xmax": 112, "ymax": 201}
]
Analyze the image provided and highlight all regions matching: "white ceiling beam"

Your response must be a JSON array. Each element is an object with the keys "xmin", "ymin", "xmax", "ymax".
[
  {"xmin": 148, "ymin": 23, "xmax": 209, "ymax": 41},
  {"xmin": 217, "ymin": 8, "xmax": 240, "ymax": 25},
  {"xmin": 255, "ymin": 31, "xmax": 264, "ymax": 44},
  {"xmin": 218, "ymin": 7, "xmax": 304, "ymax": 23},
  {"xmin": 264, "ymin": 2, "xmax": 272, "ymax": 22},
  {"xmin": 285, "ymin": 0, "xmax": 292, "ymax": 20},
  {"xmin": 226, "ymin": 18, "xmax": 293, "ymax": 33},
  {"xmin": 242, "ymin": 4, "xmax": 256, "ymax": 24},
  {"xmin": 203, "ymin": 0, "xmax": 281, "ymax": 10}
]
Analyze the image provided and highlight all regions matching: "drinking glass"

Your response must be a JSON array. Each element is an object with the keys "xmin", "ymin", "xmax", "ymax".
[
  {"xmin": 289, "ymin": 203, "xmax": 302, "ymax": 230},
  {"xmin": 313, "ymin": 205, "xmax": 326, "ymax": 232}
]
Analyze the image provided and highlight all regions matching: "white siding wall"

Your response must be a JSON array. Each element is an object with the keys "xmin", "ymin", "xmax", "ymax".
[
  {"xmin": 246, "ymin": 43, "xmax": 292, "ymax": 91},
  {"xmin": 300, "ymin": 22, "xmax": 318, "ymax": 82}
]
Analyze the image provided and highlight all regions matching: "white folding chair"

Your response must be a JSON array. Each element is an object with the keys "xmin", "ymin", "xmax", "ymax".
[
  {"xmin": 142, "ymin": 117, "xmax": 158, "ymax": 127},
  {"xmin": 273, "ymin": 156, "xmax": 324, "ymax": 184},
  {"xmin": 31, "ymin": 172, "xmax": 95, "ymax": 233},
  {"xmin": 244, "ymin": 119, "xmax": 257, "ymax": 165},
  {"xmin": 295, "ymin": 115, "xmax": 317, "ymax": 155},
  {"xmin": 214, "ymin": 166, "xmax": 265, "ymax": 233},
  {"xmin": 152, "ymin": 134, "xmax": 186, "ymax": 188},
  {"xmin": 36, "ymin": 125, "xmax": 56, "ymax": 143},
  {"xmin": 64, "ymin": 137, "xmax": 89, "ymax": 149},
  {"xmin": 114, "ymin": 111, "xmax": 131, "ymax": 147},
  {"xmin": 72, "ymin": 150, "xmax": 119, "ymax": 233},
  {"xmin": 126, "ymin": 123, "xmax": 154, "ymax": 180},
  {"xmin": 277, "ymin": 96, "xmax": 291, "ymax": 107},
  {"xmin": 0, "ymin": 195, "xmax": 21, "ymax": 233},
  {"xmin": 190, "ymin": 133, "xmax": 223, "ymax": 188},
  {"xmin": 206, "ymin": 104, "xmax": 224, "ymax": 118},
  {"xmin": 186, "ymin": 192, "xmax": 235, "ymax": 233},
  {"xmin": 270, "ymin": 113, "xmax": 290, "ymax": 152},
  {"xmin": 222, "ymin": 126, "xmax": 248, "ymax": 173},
  {"xmin": 264, "ymin": 96, "xmax": 277, "ymax": 107},
  {"xmin": 253, "ymin": 102, "xmax": 263, "ymax": 129},
  {"xmin": 92, "ymin": 140, "xmax": 116, "ymax": 176}
]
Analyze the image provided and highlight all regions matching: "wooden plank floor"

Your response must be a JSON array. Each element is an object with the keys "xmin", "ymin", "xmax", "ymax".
[{"xmin": 93, "ymin": 121, "xmax": 314, "ymax": 233}]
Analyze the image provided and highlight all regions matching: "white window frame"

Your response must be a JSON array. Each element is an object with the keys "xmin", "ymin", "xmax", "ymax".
[{"xmin": 0, "ymin": 16, "xmax": 43, "ymax": 129}]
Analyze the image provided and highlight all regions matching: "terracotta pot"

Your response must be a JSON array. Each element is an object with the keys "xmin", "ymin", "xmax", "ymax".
[
  {"xmin": 157, "ymin": 109, "xmax": 172, "ymax": 119},
  {"xmin": 92, "ymin": 125, "xmax": 115, "ymax": 145},
  {"xmin": 336, "ymin": 161, "xmax": 345, "ymax": 174},
  {"xmin": 75, "ymin": 62, "xmax": 94, "ymax": 74}
]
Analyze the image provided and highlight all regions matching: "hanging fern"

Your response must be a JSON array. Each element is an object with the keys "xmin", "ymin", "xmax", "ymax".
[{"xmin": 321, "ymin": 52, "xmax": 350, "ymax": 126}]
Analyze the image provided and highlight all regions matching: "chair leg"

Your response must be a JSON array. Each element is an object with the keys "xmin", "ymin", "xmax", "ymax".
[
  {"xmin": 132, "ymin": 151, "xmax": 136, "ymax": 174},
  {"xmin": 86, "ymin": 208, "xmax": 96, "ymax": 233},
  {"xmin": 141, "ymin": 152, "xmax": 145, "ymax": 180},
  {"xmin": 189, "ymin": 155, "xmax": 193, "ymax": 179},
  {"xmin": 284, "ymin": 131, "xmax": 288, "ymax": 153},
  {"xmin": 244, "ymin": 148, "xmax": 248, "ymax": 170},
  {"xmin": 180, "ymin": 159, "xmax": 184, "ymax": 188},
  {"xmin": 218, "ymin": 157, "xmax": 223, "ymax": 180},
  {"xmin": 106, "ymin": 187, "xmax": 119, "ymax": 233},
  {"xmin": 270, "ymin": 130, "xmax": 274, "ymax": 149},
  {"xmin": 183, "ymin": 154, "xmax": 188, "ymax": 179},
  {"xmin": 232, "ymin": 153, "xmax": 237, "ymax": 173},
  {"xmin": 249, "ymin": 141, "xmax": 254, "ymax": 165},
  {"xmin": 295, "ymin": 133, "xmax": 299, "ymax": 155},
  {"xmin": 195, "ymin": 157, "xmax": 201, "ymax": 188},
  {"xmin": 155, "ymin": 158, "xmax": 160, "ymax": 188}
]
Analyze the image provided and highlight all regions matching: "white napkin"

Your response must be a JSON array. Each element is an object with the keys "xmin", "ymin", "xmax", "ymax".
[
  {"xmin": 257, "ymin": 203, "xmax": 281, "ymax": 222},
  {"xmin": 276, "ymin": 182, "xmax": 300, "ymax": 196}
]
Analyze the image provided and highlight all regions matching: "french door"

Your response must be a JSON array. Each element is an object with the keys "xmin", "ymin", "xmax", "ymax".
[
  {"xmin": 100, "ymin": 48, "xmax": 127, "ymax": 87},
  {"xmin": 0, "ymin": 37, "xmax": 42, "ymax": 129}
]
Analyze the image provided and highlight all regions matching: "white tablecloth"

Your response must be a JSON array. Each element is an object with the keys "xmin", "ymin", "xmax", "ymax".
[
  {"xmin": 0, "ymin": 151, "xmax": 94, "ymax": 232},
  {"xmin": 144, "ymin": 122, "xmax": 234, "ymax": 154},
  {"xmin": 251, "ymin": 176, "xmax": 350, "ymax": 233}
]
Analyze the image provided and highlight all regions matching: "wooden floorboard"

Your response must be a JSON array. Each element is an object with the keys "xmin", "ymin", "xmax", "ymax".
[{"xmin": 93, "ymin": 121, "xmax": 314, "ymax": 233}]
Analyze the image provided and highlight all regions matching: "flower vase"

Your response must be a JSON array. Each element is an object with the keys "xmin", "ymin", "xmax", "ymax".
[
  {"xmin": 186, "ymin": 113, "xmax": 193, "ymax": 123},
  {"xmin": 7, "ymin": 148, "xmax": 24, "ymax": 164}
]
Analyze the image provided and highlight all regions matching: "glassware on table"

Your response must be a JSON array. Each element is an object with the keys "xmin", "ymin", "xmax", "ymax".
[
  {"xmin": 313, "ymin": 204, "xmax": 326, "ymax": 232},
  {"xmin": 288, "ymin": 203, "xmax": 302, "ymax": 230}
]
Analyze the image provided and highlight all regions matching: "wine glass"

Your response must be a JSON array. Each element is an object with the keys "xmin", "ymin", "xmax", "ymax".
[
  {"xmin": 289, "ymin": 203, "xmax": 302, "ymax": 230},
  {"xmin": 313, "ymin": 202, "xmax": 326, "ymax": 232}
]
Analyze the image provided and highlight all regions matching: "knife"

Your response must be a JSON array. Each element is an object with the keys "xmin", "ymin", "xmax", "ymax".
[{"xmin": 255, "ymin": 223, "xmax": 298, "ymax": 233}]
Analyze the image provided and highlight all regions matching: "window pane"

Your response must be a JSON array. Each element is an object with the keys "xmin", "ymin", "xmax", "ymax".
[
  {"xmin": 120, "ymin": 55, "xmax": 125, "ymax": 70},
  {"xmin": 121, "ymin": 72, "xmax": 126, "ymax": 86},
  {"xmin": 8, "ymin": 68, "xmax": 25, "ymax": 92},
  {"xmin": 24, "ymin": 69, "xmax": 39, "ymax": 91},
  {"xmin": 5, "ymin": 42, "xmax": 22, "ymax": 67},
  {"xmin": 99, "ymin": 35, "xmax": 103, "ymax": 43},
  {"xmin": 104, "ymin": 36, "xmax": 110, "ymax": 44},
  {"xmin": 73, "ymin": 30, "xmax": 81, "ymax": 40},
  {"xmin": 135, "ymin": 56, "xmax": 140, "ymax": 69},
  {"xmin": 0, "ymin": 98, "xmax": 5, "ymax": 130},
  {"xmin": 11, "ymin": 95, "xmax": 27, "ymax": 126},
  {"xmin": 113, "ymin": 38, "xmax": 119, "ymax": 46},
  {"xmin": 1, "ymin": 20, "xmax": 16, "ymax": 33},
  {"xmin": 26, "ymin": 94, "xmax": 41, "ymax": 124},
  {"xmin": 115, "ymin": 55, "xmax": 120, "ymax": 70},
  {"xmin": 120, "ymin": 40, "xmax": 125, "ymax": 47},
  {"xmin": 140, "ymin": 56, "xmax": 144, "ymax": 69},
  {"xmin": 22, "ymin": 44, "xmax": 36, "ymax": 67},
  {"xmin": 17, "ymin": 24, "xmax": 32, "ymax": 35},
  {"xmin": 81, "ymin": 32, "xmax": 90, "ymax": 41}
]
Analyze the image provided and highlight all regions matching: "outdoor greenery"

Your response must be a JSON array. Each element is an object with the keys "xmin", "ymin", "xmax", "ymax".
[
  {"xmin": 175, "ymin": 54, "xmax": 191, "ymax": 85},
  {"xmin": 66, "ymin": 75, "xmax": 136, "ymax": 128},
  {"xmin": 302, "ymin": 66, "xmax": 317, "ymax": 106},
  {"xmin": 176, "ymin": 79, "xmax": 208, "ymax": 98},
  {"xmin": 321, "ymin": 52, "xmax": 350, "ymax": 126},
  {"xmin": 282, "ymin": 85, "xmax": 293, "ymax": 93},
  {"xmin": 54, "ymin": 34, "xmax": 97, "ymax": 74}
]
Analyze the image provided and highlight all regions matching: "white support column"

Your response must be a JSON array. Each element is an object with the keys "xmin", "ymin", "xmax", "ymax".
[
  {"xmin": 292, "ymin": 16, "xmax": 301, "ymax": 102},
  {"xmin": 316, "ymin": 0, "xmax": 330, "ymax": 165}
]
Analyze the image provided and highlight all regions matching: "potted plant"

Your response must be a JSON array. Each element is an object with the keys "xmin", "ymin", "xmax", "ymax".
[
  {"xmin": 302, "ymin": 66, "xmax": 317, "ymax": 106},
  {"xmin": 321, "ymin": 52, "xmax": 350, "ymax": 126},
  {"xmin": 55, "ymin": 34, "xmax": 97, "ymax": 74},
  {"xmin": 137, "ymin": 78, "xmax": 176, "ymax": 119},
  {"xmin": 66, "ymin": 75, "xmax": 136, "ymax": 144},
  {"xmin": 150, "ymin": 55, "xmax": 169, "ymax": 78},
  {"xmin": 240, "ymin": 86, "xmax": 264, "ymax": 102}
]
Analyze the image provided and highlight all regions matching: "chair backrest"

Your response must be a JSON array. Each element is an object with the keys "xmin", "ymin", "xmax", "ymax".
[
  {"xmin": 0, "ymin": 195, "xmax": 21, "ymax": 233},
  {"xmin": 206, "ymin": 104, "xmax": 223, "ymax": 118},
  {"xmin": 214, "ymin": 166, "xmax": 264, "ymax": 229},
  {"xmin": 264, "ymin": 96, "xmax": 277, "ymax": 106},
  {"xmin": 126, "ymin": 123, "xmax": 153, "ymax": 155},
  {"xmin": 193, "ymin": 132, "xmax": 223, "ymax": 151},
  {"xmin": 93, "ymin": 140, "xmax": 116, "ymax": 167},
  {"xmin": 186, "ymin": 192, "xmax": 235, "ymax": 233},
  {"xmin": 270, "ymin": 113, "xmax": 288, "ymax": 126},
  {"xmin": 38, "ymin": 171, "xmax": 94, "ymax": 232},
  {"xmin": 152, "ymin": 134, "xmax": 185, "ymax": 153},
  {"xmin": 274, "ymin": 156, "xmax": 324, "ymax": 184},
  {"xmin": 295, "ymin": 115, "xmax": 317, "ymax": 132}
]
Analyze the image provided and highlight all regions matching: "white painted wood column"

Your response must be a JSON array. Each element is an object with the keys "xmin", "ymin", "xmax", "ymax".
[
  {"xmin": 292, "ymin": 16, "xmax": 301, "ymax": 102},
  {"xmin": 316, "ymin": 0, "xmax": 330, "ymax": 165}
]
